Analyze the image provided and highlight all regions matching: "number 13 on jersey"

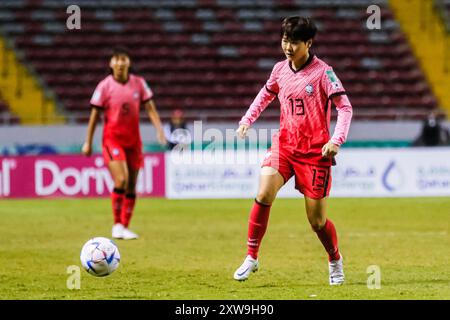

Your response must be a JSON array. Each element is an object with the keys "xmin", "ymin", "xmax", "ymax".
[{"xmin": 289, "ymin": 98, "xmax": 305, "ymax": 116}]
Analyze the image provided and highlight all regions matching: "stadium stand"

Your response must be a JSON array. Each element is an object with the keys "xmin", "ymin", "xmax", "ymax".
[{"xmin": 0, "ymin": 0, "xmax": 441, "ymax": 123}]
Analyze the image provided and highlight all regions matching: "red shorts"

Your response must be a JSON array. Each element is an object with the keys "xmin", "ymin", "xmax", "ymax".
[
  {"xmin": 262, "ymin": 147, "xmax": 332, "ymax": 199},
  {"xmin": 102, "ymin": 140, "xmax": 143, "ymax": 170}
]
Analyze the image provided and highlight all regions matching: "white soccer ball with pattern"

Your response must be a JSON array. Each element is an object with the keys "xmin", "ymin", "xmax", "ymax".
[{"xmin": 80, "ymin": 237, "xmax": 120, "ymax": 277}]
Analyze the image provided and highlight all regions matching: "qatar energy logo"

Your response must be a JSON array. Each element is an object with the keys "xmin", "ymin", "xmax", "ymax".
[
  {"xmin": 416, "ymin": 165, "xmax": 450, "ymax": 192},
  {"xmin": 381, "ymin": 160, "xmax": 404, "ymax": 192}
]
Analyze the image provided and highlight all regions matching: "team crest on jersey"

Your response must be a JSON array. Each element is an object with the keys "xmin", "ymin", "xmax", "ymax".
[
  {"xmin": 113, "ymin": 148, "xmax": 120, "ymax": 156},
  {"xmin": 305, "ymin": 84, "xmax": 314, "ymax": 96},
  {"xmin": 133, "ymin": 91, "xmax": 140, "ymax": 100}
]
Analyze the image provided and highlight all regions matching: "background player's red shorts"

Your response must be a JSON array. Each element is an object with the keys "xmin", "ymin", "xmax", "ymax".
[
  {"xmin": 262, "ymin": 147, "xmax": 332, "ymax": 199},
  {"xmin": 102, "ymin": 140, "xmax": 143, "ymax": 170}
]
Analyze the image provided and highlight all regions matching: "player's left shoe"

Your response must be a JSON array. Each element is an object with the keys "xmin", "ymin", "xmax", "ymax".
[
  {"xmin": 122, "ymin": 228, "xmax": 139, "ymax": 240},
  {"xmin": 233, "ymin": 255, "xmax": 259, "ymax": 281},
  {"xmin": 112, "ymin": 223, "xmax": 124, "ymax": 239},
  {"xmin": 329, "ymin": 255, "xmax": 345, "ymax": 285}
]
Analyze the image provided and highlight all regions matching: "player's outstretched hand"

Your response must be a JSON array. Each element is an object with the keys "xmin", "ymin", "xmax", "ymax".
[
  {"xmin": 322, "ymin": 141, "xmax": 339, "ymax": 157},
  {"xmin": 81, "ymin": 142, "xmax": 92, "ymax": 156},
  {"xmin": 236, "ymin": 124, "xmax": 250, "ymax": 139},
  {"xmin": 157, "ymin": 131, "xmax": 168, "ymax": 146}
]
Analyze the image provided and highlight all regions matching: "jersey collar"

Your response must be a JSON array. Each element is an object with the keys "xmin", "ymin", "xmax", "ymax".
[
  {"xmin": 289, "ymin": 53, "xmax": 315, "ymax": 74},
  {"xmin": 112, "ymin": 74, "xmax": 130, "ymax": 85}
]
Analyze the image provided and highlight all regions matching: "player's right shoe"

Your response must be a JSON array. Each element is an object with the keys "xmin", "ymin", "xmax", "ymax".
[
  {"xmin": 122, "ymin": 228, "xmax": 139, "ymax": 240},
  {"xmin": 329, "ymin": 255, "xmax": 345, "ymax": 285},
  {"xmin": 112, "ymin": 223, "xmax": 124, "ymax": 239},
  {"xmin": 233, "ymin": 255, "xmax": 259, "ymax": 281}
]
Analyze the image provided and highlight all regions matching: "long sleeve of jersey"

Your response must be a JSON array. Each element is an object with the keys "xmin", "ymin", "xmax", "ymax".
[
  {"xmin": 239, "ymin": 63, "xmax": 281, "ymax": 126},
  {"xmin": 330, "ymin": 94, "xmax": 353, "ymax": 146},
  {"xmin": 239, "ymin": 86, "xmax": 277, "ymax": 126}
]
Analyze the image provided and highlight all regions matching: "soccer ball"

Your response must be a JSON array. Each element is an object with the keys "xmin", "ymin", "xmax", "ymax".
[{"xmin": 80, "ymin": 237, "xmax": 121, "ymax": 277}]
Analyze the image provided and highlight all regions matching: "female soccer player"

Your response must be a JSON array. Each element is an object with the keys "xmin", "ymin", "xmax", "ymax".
[
  {"xmin": 234, "ymin": 17, "xmax": 353, "ymax": 285},
  {"xmin": 82, "ymin": 48, "xmax": 167, "ymax": 240}
]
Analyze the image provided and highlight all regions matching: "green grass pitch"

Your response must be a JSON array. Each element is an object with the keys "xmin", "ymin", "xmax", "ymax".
[{"xmin": 0, "ymin": 197, "xmax": 449, "ymax": 300}]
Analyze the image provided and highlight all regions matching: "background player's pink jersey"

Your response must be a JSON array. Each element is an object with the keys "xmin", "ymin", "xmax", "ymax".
[
  {"xmin": 90, "ymin": 74, "xmax": 153, "ymax": 147},
  {"xmin": 240, "ymin": 55, "xmax": 353, "ymax": 166}
]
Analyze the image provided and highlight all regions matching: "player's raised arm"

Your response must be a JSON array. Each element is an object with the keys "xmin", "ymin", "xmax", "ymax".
[
  {"xmin": 145, "ymin": 99, "xmax": 167, "ymax": 146},
  {"xmin": 82, "ymin": 106, "xmax": 101, "ymax": 156}
]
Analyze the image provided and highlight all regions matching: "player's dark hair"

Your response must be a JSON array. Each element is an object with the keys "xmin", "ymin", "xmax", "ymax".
[
  {"xmin": 281, "ymin": 16, "xmax": 317, "ymax": 42},
  {"xmin": 110, "ymin": 46, "xmax": 131, "ymax": 59}
]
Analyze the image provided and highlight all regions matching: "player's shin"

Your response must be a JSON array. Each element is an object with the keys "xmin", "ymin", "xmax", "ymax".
[
  {"xmin": 313, "ymin": 219, "xmax": 340, "ymax": 261},
  {"xmin": 112, "ymin": 188, "xmax": 125, "ymax": 224},
  {"xmin": 121, "ymin": 193, "xmax": 136, "ymax": 228},
  {"xmin": 247, "ymin": 200, "xmax": 272, "ymax": 259}
]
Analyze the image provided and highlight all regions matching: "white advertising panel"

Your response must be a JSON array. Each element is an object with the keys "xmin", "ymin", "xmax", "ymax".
[{"xmin": 166, "ymin": 148, "xmax": 450, "ymax": 198}]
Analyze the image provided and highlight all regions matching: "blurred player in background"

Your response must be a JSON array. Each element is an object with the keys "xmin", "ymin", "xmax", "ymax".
[
  {"xmin": 163, "ymin": 108, "xmax": 191, "ymax": 150},
  {"xmin": 234, "ymin": 17, "xmax": 353, "ymax": 285},
  {"xmin": 82, "ymin": 48, "xmax": 167, "ymax": 240}
]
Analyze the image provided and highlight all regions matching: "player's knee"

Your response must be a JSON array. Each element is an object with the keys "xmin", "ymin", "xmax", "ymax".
[
  {"xmin": 114, "ymin": 176, "xmax": 128, "ymax": 189},
  {"xmin": 310, "ymin": 218, "xmax": 326, "ymax": 232},
  {"xmin": 256, "ymin": 192, "xmax": 274, "ymax": 206}
]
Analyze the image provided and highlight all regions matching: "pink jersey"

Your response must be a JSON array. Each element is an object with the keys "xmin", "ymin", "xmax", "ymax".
[
  {"xmin": 90, "ymin": 74, "xmax": 153, "ymax": 147},
  {"xmin": 240, "ymin": 55, "xmax": 353, "ymax": 166}
]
